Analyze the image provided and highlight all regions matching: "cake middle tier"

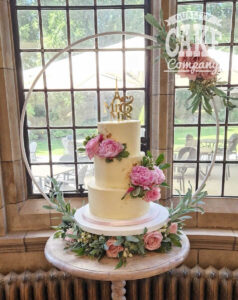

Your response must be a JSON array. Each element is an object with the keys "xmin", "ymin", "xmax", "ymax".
[
  {"xmin": 87, "ymin": 178, "xmax": 150, "ymax": 220},
  {"xmin": 94, "ymin": 152, "xmax": 144, "ymax": 189}
]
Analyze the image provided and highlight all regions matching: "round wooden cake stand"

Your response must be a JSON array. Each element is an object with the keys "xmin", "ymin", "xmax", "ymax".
[{"xmin": 45, "ymin": 233, "xmax": 190, "ymax": 300}]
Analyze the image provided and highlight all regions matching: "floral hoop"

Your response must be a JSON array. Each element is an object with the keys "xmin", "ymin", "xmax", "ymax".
[{"xmin": 20, "ymin": 31, "xmax": 220, "ymax": 204}]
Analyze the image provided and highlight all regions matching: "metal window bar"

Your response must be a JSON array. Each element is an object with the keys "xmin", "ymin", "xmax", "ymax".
[
  {"xmin": 10, "ymin": 0, "xmax": 151, "ymax": 197},
  {"xmin": 174, "ymin": 0, "xmax": 238, "ymax": 197}
]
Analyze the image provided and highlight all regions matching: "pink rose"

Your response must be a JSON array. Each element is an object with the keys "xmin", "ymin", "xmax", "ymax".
[
  {"xmin": 178, "ymin": 44, "xmax": 208, "ymax": 81},
  {"xmin": 65, "ymin": 228, "xmax": 74, "ymax": 243},
  {"xmin": 169, "ymin": 223, "xmax": 178, "ymax": 234},
  {"xmin": 153, "ymin": 166, "xmax": 165, "ymax": 185},
  {"xmin": 144, "ymin": 231, "xmax": 163, "ymax": 251},
  {"xmin": 105, "ymin": 239, "xmax": 124, "ymax": 258},
  {"xmin": 130, "ymin": 166, "xmax": 155, "ymax": 189},
  {"xmin": 85, "ymin": 134, "xmax": 103, "ymax": 159},
  {"xmin": 98, "ymin": 139, "xmax": 124, "ymax": 158},
  {"xmin": 144, "ymin": 187, "xmax": 161, "ymax": 202},
  {"xmin": 197, "ymin": 56, "xmax": 219, "ymax": 80}
]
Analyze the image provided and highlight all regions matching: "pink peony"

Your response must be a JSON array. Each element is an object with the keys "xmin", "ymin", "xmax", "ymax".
[
  {"xmin": 85, "ymin": 134, "xmax": 103, "ymax": 159},
  {"xmin": 153, "ymin": 166, "xmax": 165, "ymax": 185},
  {"xmin": 197, "ymin": 56, "xmax": 219, "ymax": 80},
  {"xmin": 169, "ymin": 223, "xmax": 178, "ymax": 234},
  {"xmin": 65, "ymin": 228, "xmax": 74, "ymax": 243},
  {"xmin": 144, "ymin": 231, "xmax": 163, "ymax": 251},
  {"xmin": 178, "ymin": 44, "xmax": 208, "ymax": 81},
  {"xmin": 105, "ymin": 239, "xmax": 124, "ymax": 258},
  {"xmin": 130, "ymin": 166, "xmax": 155, "ymax": 189},
  {"xmin": 97, "ymin": 139, "xmax": 124, "ymax": 158},
  {"xmin": 144, "ymin": 187, "xmax": 161, "ymax": 202}
]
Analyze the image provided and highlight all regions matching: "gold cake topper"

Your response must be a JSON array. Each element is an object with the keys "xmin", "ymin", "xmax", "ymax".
[{"xmin": 104, "ymin": 79, "xmax": 134, "ymax": 121}]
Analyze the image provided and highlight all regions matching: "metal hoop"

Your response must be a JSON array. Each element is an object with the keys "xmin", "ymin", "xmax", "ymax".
[{"xmin": 20, "ymin": 31, "xmax": 219, "ymax": 204}]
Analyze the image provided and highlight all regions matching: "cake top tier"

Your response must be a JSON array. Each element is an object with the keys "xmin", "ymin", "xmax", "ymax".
[{"xmin": 98, "ymin": 120, "xmax": 141, "ymax": 156}]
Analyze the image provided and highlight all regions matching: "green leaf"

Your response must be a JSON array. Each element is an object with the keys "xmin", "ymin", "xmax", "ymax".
[
  {"xmin": 169, "ymin": 233, "xmax": 182, "ymax": 247},
  {"xmin": 145, "ymin": 13, "xmax": 161, "ymax": 29},
  {"xmin": 159, "ymin": 163, "xmax": 170, "ymax": 170},
  {"xmin": 131, "ymin": 187, "xmax": 141, "ymax": 197},
  {"xmin": 105, "ymin": 158, "xmax": 113, "ymax": 163},
  {"xmin": 43, "ymin": 205, "xmax": 55, "ymax": 210},
  {"xmin": 72, "ymin": 248, "xmax": 85, "ymax": 256},
  {"xmin": 160, "ymin": 182, "xmax": 169, "ymax": 187},
  {"xmin": 126, "ymin": 236, "xmax": 140, "ymax": 243},
  {"xmin": 115, "ymin": 257, "xmax": 124, "ymax": 269},
  {"xmin": 77, "ymin": 147, "xmax": 85, "ymax": 152},
  {"xmin": 155, "ymin": 153, "xmax": 164, "ymax": 166}
]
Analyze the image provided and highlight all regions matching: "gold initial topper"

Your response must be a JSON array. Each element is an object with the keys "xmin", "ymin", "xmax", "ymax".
[{"xmin": 104, "ymin": 79, "xmax": 134, "ymax": 121}]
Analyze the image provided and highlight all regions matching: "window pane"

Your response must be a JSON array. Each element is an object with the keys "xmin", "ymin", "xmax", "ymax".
[
  {"xmin": 229, "ymin": 88, "xmax": 238, "ymax": 123},
  {"xmin": 100, "ymin": 90, "xmax": 117, "ymax": 121},
  {"xmin": 27, "ymin": 92, "xmax": 46, "ymax": 127},
  {"xmin": 50, "ymin": 129, "xmax": 74, "ymax": 162},
  {"xmin": 200, "ymin": 126, "xmax": 225, "ymax": 161},
  {"xmin": 174, "ymin": 127, "xmax": 198, "ymax": 160},
  {"xmin": 44, "ymin": 52, "xmax": 70, "ymax": 89},
  {"xmin": 224, "ymin": 164, "xmax": 238, "ymax": 196},
  {"xmin": 69, "ymin": 0, "xmax": 94, "ymax": 4},
  {"xmin": 206, "ymin": 2, "xmax": 233, "ymax": 43},
  {"xmin": 32, "ymin": 165, "xmax": 50, "ymax": 193},
  {"xmin": 18, "ymin": 10, "xmax": 40, "ymax": 49},
  {"xmin": 198, "ymin": 163, "xmax": 223, "ymax": 196},
  {"xmin": 41, "ymin": 0, "xmax": 65, "ymax": 5},
  {"xmin": 70, "ymin": 10, "xmax": 95, "ymax": 49},
  {"xmin": 208, "ymin": 46, "xmax": 230, "ymax": 82},
  {"xmin": 76, "ymin": 129, "xmax": 97, "ymax": 163},
  {"xmin": 125, "ymin": 51, "xmax": 145, "ymax": 88},
  {"xmin": 235, "ymin": 3, "xmax": 238, "ymax": 43},
  {"xmin": 21, "ymin": 52, "xmax": 44, "ymax": 89},
  {"xmin": 177, "ymin": 4, "xmax": 203, "ymax": 41},
  {"xmin": 175, "ymin": 74, "xmax": 189, "ymax": 87},
  {"xmin": 173, "ymin": 162, "xmax": 196, "ymax": 195},
  {"xmin": 75, "ymin": 91, "xmax": 97, "ymax": 126},
  {"xmin": 125, "ymin": 0, "xmax": 144, "ymax": 4},
  {"xmin": 42, "ymin": 10, "xmax": 67, "ymax": 49},
  {"xmin": 28, "ymin": 129, "xmax": 49, "ymax": 163},
  {"xmin": 99, "ymin": 51, "xmax": 123, "ymax": 88},
  {"xmin": 125, "ymin": 9, "xmax": 145, "ymax": 48},
  {"xmin": 17, "ymin": 0, "xmax": 37, "ymax": 5},
  {"xmin": 201, "ymin": 94, "xmax": 226, "ymax": 124},
  {"xmin": 231, "ymin": 46, "xmax": 238, "ymax": 85},
  {"xmin": 126, "ymin": 90, "xmax": 145, "ymax": 124},
  {"xmin": 52, "ymin": 164, "xmax": 76, "ymax": 191},
  {"xmin": 48, "ymin": 92, "xmax": 72, "ymax": 126},
  {"xmin": 72, "ymin": 52, "xmax": 97, "ymax": 88},
  {"xmin": 78, "ymin": 164, "xmax": 93, "ymax": 185},
  {"xmin": 97, "ymin": 9, "xmax": 122, "ymax": 48},
  {"xmin": 97, "ymin": 0, "xmax": 121, "ymax": 4},
  {"xmin": 175, "ymin": 89, "xmax": 198, "ymax": 125},
  {"xmin": 227, "ymin": 127, "xmax": 238, "ymax": 161}
]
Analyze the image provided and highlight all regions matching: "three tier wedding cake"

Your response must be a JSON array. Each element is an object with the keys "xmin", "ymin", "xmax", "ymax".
[{"xmin": 87, "ymin": 120, "xmax": 149, "ymax": 220}]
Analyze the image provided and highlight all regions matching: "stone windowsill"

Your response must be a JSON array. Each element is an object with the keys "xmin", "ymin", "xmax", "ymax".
[{"xmin": 16, "ymin": 196, "xmax": 238, "ymax": 231}]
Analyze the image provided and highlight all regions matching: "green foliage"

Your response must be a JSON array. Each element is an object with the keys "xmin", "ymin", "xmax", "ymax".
[
  {"xmin": 188, "ymin": 79, "xmax": 238, "ymax": 115},
  {"xmin": 168, "ymin": 185, "xmax": 207, "ymax": 226},
  {"xmin": 43, "ymin": 177, "xmax": 207, "ymax": 269}
]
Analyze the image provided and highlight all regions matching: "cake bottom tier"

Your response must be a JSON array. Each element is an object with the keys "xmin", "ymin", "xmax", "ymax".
[{"xmin": 87, "ymin": 178, "xmax": 150, "ymax": 220}]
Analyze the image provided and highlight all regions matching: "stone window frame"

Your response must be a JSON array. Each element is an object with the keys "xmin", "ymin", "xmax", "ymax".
[{"xmin": 0, "ymin": 0, "xmax": 238, "ymax": 237}]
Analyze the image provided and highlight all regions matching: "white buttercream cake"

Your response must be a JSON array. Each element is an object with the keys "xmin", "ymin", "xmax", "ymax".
[{"xmin": 87, "ymin": 120, "xmax": 150, "ymax": 220}]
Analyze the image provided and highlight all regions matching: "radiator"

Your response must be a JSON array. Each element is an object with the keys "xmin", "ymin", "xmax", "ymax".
[{"xmin": 0, "ymin": 265, "xmax": 238, "ymax": 300}]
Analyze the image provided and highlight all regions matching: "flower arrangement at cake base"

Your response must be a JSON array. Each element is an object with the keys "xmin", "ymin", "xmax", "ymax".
[{"xmin": 44, "ymin": 178, "xmax": 206, "ymax": 269}]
